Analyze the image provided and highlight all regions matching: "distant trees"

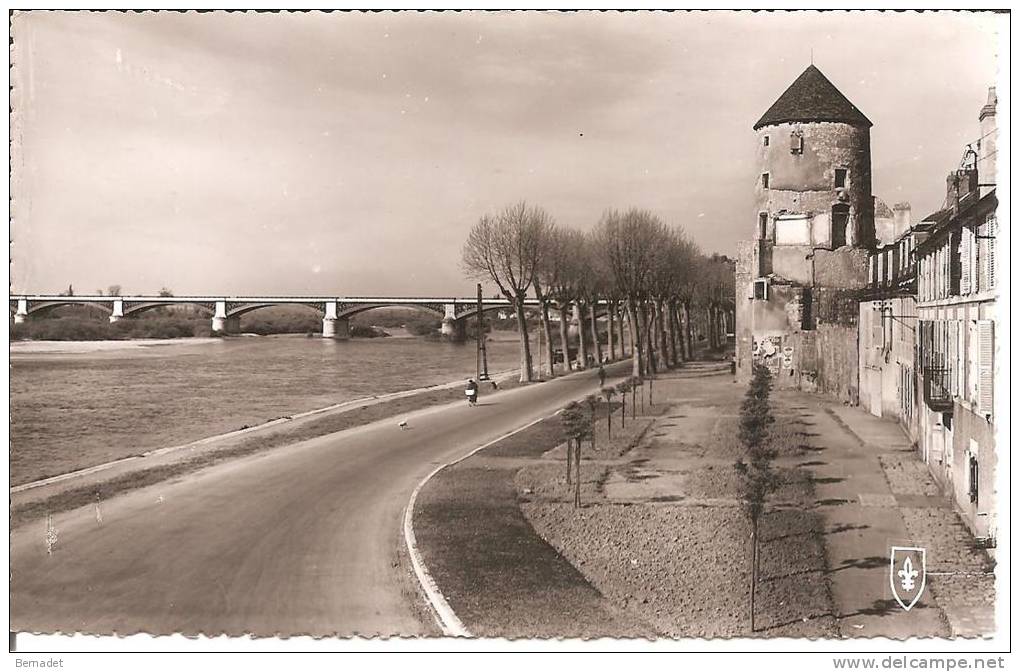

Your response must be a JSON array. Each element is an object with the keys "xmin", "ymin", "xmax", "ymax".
[
  {"xmin": 107, "ymin": 285, "xmax": 122, "ymax": 297},
  {"xmin": 461, "ymin": 202, "xmax": 736, "ymax": 384}
]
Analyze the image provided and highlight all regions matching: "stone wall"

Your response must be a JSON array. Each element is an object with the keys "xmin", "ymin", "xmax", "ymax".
[
  {"xmin": 950, "ymin": 402, "xmax": 996, "ymax": 540},
  {"xmin": 803, "ymin": 323, "xmax": 859, "ymax": 404}
]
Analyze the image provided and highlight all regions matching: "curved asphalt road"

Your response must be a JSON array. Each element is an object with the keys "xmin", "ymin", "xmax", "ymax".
[{"xmin": 11, "ymin": 363, "xmax": 628, "ymax": 637}]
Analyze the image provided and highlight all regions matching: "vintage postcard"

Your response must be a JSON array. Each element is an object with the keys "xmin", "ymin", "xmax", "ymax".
[{"xmin": 7, "ymin": 7, "xmax": 1009, "ymax": 663}]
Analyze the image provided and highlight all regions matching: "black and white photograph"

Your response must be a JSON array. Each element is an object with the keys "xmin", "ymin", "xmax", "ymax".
[{"xmin": 6, "ymin": 7, "xmax": 1010, "ymax": 664}]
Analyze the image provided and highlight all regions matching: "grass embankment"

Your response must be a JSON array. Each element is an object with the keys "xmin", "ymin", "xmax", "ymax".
[
  {"xmin": 11, "ymin": 377, "xmax": 521, "ymax": 527},
  {"xmin": 412, "ymin": 413, "xmax": 658, "ymax": 638}
]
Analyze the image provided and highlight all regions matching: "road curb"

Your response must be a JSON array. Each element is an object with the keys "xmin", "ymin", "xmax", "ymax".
[{"xmin": 402, "ymin": 411, "xmax": 557, "ymax": 638}]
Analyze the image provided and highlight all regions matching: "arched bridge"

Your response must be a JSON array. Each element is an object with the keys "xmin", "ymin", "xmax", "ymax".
[{"xmin": 9, "ymin": 294, "xmax": 579, "ymax": 340}]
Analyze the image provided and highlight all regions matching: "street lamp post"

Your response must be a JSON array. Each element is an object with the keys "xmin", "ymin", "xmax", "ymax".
[{"xmin": 476, "ymin": 283, "xmax": 489, "ymax": 381}]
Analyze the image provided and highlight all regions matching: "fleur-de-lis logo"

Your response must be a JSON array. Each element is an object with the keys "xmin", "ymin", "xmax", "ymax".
[
  {"xmin": 897, "ymin": 556, "xmax": 918, "ymax": 591},
  {"xmin": 890, "ymin": 546, "xmax": 927, "ymax": 611}
]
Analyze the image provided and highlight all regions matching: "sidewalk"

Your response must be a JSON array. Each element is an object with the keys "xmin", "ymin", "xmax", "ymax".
[{"xmin": 788, "ymin": 393, "xmax": 995, "ymax": 638}]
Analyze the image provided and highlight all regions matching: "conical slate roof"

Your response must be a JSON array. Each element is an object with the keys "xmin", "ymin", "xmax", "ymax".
[{"xmin": 754, "ymin": 65, "xmax": 872, "ymax": 130}]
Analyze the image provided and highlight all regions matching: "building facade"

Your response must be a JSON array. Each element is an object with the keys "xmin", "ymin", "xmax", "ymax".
[
  {"xmin": 912, "ymin": 88, "xmax": 998, "ymax": 543},
  {"xmin": 858, "ymin": 220, "xmax": 921, "ymax": 442}
]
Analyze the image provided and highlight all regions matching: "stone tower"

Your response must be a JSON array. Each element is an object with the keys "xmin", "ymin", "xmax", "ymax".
[
  {"xmin": 735, "ymin": 65, "xmax": 874, "ymax": 397},
  {"xmin": 752, "ymin": 64, "xmax": 875, "ymax": 250}
]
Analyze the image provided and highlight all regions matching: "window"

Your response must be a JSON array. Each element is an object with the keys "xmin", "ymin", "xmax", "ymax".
[
  {"xmin": 790, "ymin": 131, "xmax": 804, "ymax": 155},
  {"xmin": 763, "ymin": 135, "xmax": 770, "ymax": 147},
  {"xmin": 831, "ymin": 204, "xmax": 850, "ymax": 248},
  {"xmin": 835, "ymin": 168, "xmax": 847, "ymax": 189},
  {"xmin": 752, "ymin": 278, "xmax": 769, "ymax": 301},
  {"xmin": 761, "ymin": 173, "xmax": 769, "ymax": 189}
]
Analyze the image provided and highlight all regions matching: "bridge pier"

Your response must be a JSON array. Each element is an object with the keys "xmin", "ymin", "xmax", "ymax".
[
  {"xmin": 211, "ymin": 301, "xmax": 240, "ymax": 334},
  {"xmin": 109, "ymin": 299, "xmax": 124, "ymax": 323},
  {"xmin": 13, "ymin": 298, "xmax": 28, "ymax": 324},
  {"xmin": 441, "ymin": 303, "xmax": 466, "ymax": 342},
  {"xmin": 441, "ymin": 318, "xmax": 466, "ymax": 341},
  {"xmin": 568, "ymin": 303, "xmax": 582, "ymax": 339},
  {"xmin": 322, "ymin": 318, "xmax": 350, "ymax": 339},
  {"xmin": 321, "ymin": 301, "xmax": 350, "ymax": 339}
]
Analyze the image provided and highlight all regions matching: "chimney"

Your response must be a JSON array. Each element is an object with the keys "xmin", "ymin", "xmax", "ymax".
[
  {"xmin": 893, "ymin": 202, "xmax": 911, "ymax": 239},
  {"xmin": 978, "ymin": 86, "xmax": 997, "ymax": 195}
]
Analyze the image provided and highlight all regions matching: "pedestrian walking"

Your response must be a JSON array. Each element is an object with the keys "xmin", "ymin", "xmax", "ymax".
[{"xmin": 597, "ymin": 363, "xmax": 606, "ymax": 388}]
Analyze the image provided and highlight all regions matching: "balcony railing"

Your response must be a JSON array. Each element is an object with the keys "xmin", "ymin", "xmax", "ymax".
[{"xmin": 922, "ymin": 366, "xmax": 954, "ymax": 412}]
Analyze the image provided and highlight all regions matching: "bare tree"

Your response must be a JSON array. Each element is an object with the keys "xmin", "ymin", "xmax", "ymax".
[
  {"xmin": 601, "ymin": 386, "xmax": 616, "ymax": 439},
  {"xmin": 546, "ymin": 227, "xmax": 587, "ymax": 374},
  {"xmin": 593, "ymin": 209, "xmax": 668, "ymax": 377},
  {"xmin": 463, "ymin": 202, "xmax": 548, "ymax": 382},
  {"xmin": 534, "ymin": 223, "xmax": 568, "ymax": 379},
  {"xmin": 107, "ymin": 284, "xmax": 122, "ymax": 297}
]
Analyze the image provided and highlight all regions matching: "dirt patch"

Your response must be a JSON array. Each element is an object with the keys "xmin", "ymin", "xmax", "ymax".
[{"xmin": 412, "ymin": 418, "xmax": 654, "ymax": 638}]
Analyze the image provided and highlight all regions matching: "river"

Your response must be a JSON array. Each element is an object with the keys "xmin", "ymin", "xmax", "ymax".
[{"xmin": 10, "ymin": 332, "xmax": 533, "ymax": 485}]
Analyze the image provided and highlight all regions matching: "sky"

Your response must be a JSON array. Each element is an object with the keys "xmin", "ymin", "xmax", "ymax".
[{"xmin": 10, "ymin": 10, "xmax": 1003, "ymax": 296}]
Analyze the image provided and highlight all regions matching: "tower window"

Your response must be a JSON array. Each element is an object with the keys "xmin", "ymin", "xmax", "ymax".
[
  {"xmin": 790, "ymin": 131, "xmax": 804, "ymax": 155},
  {"xmin": 761, "ymin": 173, "xmax": 769, "ymax": 189},
  {"xmin": 832, "ymin": 203, "xmax": 850, "ymax": 248},
  {"xmin": 835, "ymin": 168, "xmax": 848, "ymax": 188},
  {"xmin": 763, "ymin": 135, "xmax": 770, "ymax": 147}
]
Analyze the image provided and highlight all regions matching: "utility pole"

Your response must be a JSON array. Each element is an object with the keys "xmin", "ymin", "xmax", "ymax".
[{"xmin": 476, "ymin": 283, "xmax": 489, "ymax": 381}]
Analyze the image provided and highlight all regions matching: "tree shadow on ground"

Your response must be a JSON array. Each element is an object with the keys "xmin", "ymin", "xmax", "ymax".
[
  {"xmin": 826, "ymin": 555, "xmax": 887, "ymax": 574},
  {"xmin": 826, "ymin": 523, "xmax": 871, "ymax": 535},
  {"xmin": 840, "ymin": 598, "xmax": 936, "ymax": 619}
]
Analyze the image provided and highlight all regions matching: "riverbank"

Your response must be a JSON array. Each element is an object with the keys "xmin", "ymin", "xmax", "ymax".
[
  {"xmin": 412, "ymin": 361, "xmax": 840, "ymax": 638},
  {"xmin": 10, "ymin": 337, "xmax": 224, "ymax": 355},
  {"xmin": 10, "ymin": 368, "xmax": 524, "ymax": 527},
  {"xmin": 12, "ymin": 333, "xmax": 530, "ymax": 483}
]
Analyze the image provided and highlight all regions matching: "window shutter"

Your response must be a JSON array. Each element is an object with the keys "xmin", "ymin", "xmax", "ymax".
[
  {"xmin": 977, "ymin": 319, "xmax": 994, "ymax": 416},
  {"xmin": 986, "ymin": 215, "xmax": 996, "ymax": 289},
  {"xmin": 960, "ymin": 228, "xmax": 972, "ymax": 294},
  {"xmin": 969, "ymin": 320, "xmax": 979, "ymax": 402},
  {"xmin": 956, "ymin": 320, "xmax": 965, "ymax": 397}
]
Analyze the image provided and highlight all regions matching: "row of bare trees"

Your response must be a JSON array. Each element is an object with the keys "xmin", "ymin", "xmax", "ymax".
[{"xmin": 462, "ymin": 201, "xmax": 735, "ymax": 382}]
